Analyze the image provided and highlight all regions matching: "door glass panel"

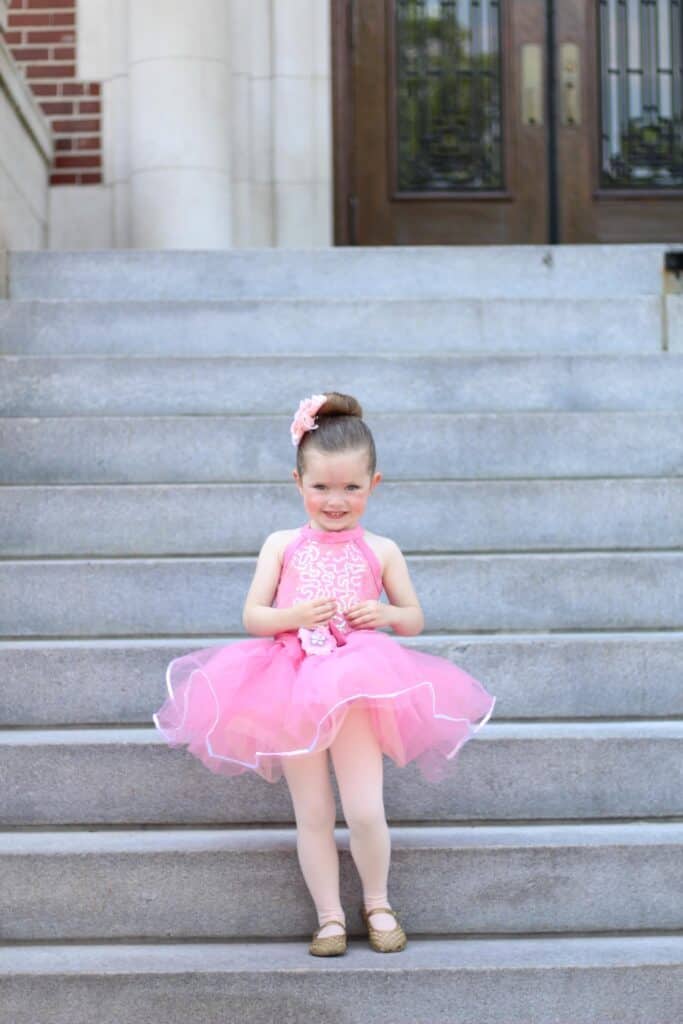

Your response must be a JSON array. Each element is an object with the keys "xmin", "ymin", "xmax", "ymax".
[
  {"xmin": 394, "ymin": 0, "xmax": 504, "ymax": 191},
  {"xmin": 599, "ymin": 0, "xmax": 683, "ymax": 187}
]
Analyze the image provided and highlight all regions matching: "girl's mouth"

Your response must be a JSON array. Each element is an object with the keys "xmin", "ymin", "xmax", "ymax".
[{"xmin": 325, "ymin": 511, "xmax": 347, "ymax": 519}]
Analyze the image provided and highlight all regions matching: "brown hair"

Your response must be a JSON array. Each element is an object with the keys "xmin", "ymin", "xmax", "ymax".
[{"xmin": 295, "ymin": 391, "xmax": 376, "ymax": 479}]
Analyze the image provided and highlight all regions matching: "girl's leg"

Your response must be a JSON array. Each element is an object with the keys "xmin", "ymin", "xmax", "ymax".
[
  {"xmin": 329, "ymin": 703, "xmax": 396, "ymax": 931},
  {"xmin": 281, "ymin": 746, "xmax": 346, "ymax": 938}
]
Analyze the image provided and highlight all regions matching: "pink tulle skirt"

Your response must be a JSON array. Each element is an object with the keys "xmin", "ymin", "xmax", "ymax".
[{"xmin": 152, "ymin": 628, "xmax": 496, "ymax": 784}]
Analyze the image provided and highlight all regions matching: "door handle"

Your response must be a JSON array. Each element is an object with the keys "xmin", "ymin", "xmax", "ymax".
[
  {"xmin": 560, "ymin": 43, "xmax": 581, "ymax": 126},
  {"xmin": 521, "ymin": 44, "xmax": 543, "ymax": 125}
]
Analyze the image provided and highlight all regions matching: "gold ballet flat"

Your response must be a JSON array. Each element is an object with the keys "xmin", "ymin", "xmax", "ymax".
[
  {"xmin": 360, "ymin": 904, "xmax": 408, "ymax": 953},
  {"xmin": 309, "ymin": 919, "xmax": 347, "ymax": 957}
]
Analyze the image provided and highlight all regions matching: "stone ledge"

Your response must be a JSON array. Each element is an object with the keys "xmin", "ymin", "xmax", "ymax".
[{"xmin": 0, "ymin": 33, "xmax": 53, "ymax": 166}]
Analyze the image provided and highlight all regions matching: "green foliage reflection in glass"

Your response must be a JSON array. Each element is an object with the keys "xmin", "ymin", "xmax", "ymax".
[{"xmin": 395, "ymin": 0, "xmax": 504, "ymax": 192}]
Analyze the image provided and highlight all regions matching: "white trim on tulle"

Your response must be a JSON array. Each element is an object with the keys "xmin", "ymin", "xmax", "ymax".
[{"xmin": 152, "ymin": 651, "xmax": 497, "ymax": 772}]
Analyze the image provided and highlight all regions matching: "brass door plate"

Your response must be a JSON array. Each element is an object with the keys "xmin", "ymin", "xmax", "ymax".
[
  {"xmin": 521, "ymin": 44, "xmax": 543, "ymax": 126},
  {"xmin": 560, "ymin": 43, "xmax": 581, "ymax": 126}
]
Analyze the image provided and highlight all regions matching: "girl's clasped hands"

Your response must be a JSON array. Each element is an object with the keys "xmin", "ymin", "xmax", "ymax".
[{"xmin": 296, "ymin": 596, "xmax": 393, "ymax": 631}]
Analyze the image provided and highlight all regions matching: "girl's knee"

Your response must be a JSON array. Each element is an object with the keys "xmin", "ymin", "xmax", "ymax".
[
  {"xmin": 344, "ymin": 799, "xmax": 387, "ymax": 834},
  {"xmin": 296, "ymin": 801, "xmax": 337, "ymax": 833}
]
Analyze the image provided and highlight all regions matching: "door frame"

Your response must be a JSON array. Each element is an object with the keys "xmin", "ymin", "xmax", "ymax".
[
  {"xmin": 557, "ymin": 0, "xmax": 683, "ymax": 243},
  {"xmin": 332, "ymin": 0, "xmax": 355, "ymax": 245}
]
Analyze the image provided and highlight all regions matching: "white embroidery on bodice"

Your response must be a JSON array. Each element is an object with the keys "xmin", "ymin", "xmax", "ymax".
[{"xmin": 289, "ymin": 539, "xmax": 368, "ymax": 636}]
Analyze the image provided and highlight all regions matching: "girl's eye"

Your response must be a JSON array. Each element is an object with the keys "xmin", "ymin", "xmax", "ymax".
[{"xmin": 312, "ymin": 484, "xmax": 359, "ymax": 491}]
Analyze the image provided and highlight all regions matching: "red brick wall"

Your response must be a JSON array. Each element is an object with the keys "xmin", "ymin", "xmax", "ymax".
[{"xmin": 4, "ymin": 0, "xmax": 102, "ymax": 185}]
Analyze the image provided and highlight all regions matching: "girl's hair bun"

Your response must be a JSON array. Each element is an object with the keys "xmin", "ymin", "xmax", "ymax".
[{"xmin": 316, "ymin": 392, "xmax": 363, "ymax": 420}]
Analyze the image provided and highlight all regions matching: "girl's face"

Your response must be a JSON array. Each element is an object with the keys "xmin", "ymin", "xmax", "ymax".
[{"xmin": 293, "ymin": 446, "xmax": 382, "ymax": 531}]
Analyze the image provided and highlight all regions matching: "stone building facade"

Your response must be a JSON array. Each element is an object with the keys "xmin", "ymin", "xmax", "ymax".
[
  {"xmin": 2, "ymin": 1, "xmax": 682, "ymax": 253},
  {"xmin": 1, "ymin": 0, "xmax": 333, "ymax": 250}
]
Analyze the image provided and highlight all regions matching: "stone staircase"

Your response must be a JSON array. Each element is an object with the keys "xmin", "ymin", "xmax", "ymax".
[{"xmin": 1, "ymin": 245, "xmax": 682, "ymax": 1024}]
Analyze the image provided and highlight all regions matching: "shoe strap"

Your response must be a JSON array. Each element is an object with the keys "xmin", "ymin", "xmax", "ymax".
[{"xmin": 365, "ymin": 906, "xmax": 398, "ymax": 920}]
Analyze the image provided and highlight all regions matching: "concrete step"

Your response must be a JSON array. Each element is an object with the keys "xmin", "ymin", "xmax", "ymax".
[
  {"xmin": 1, "ymin": 723, "xmax": 680, "ymax": 824},
  {"xmin": 2, "ymin": 412, "xmax": 682, "ymax": 483},
  {"xmin": 4, "ymin": 480, "xmax": 683, "ymax": 557},
  {"xmin": 3, "ymin": 936, "xmax": 682, "ymax": 1024},
  {"xmin": 0, "ymin": 298, "xmax": 665, "ymax": 355},
  {"xmin": 8, "ymin": 244, "xmax": 678, "ymax": 300},
  {"xmin": 3, "ymin": 354, "xmax": 683, "ymax": 416},
  {"xmin": 3, "ymin": 552, "xmax": 682, "ymax": 637},
  {"xmin": 1, "ymin": 823, "xmax": 681, "ymax": 939},
  {"xmin": 2, "ymin": 633, "xmax": 682, "ymax": 726}
]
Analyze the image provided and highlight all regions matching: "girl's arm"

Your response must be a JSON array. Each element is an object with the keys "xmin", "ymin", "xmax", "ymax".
[
  {"xmin": 242, "ymin": 532, "xmax": 300, "ymax": 636},
  {"xmin": 345, "ymin": 539, "xmax": 424, "ymax": 636},
  {"xmin": 378, "ymin": 539, "xmax": 425, "ymax": 636}
]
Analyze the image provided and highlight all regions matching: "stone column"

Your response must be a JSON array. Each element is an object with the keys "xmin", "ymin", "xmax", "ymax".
[
  {"xmin": 272, "ymin": 0, "xmax": 333, "ymax": 246},
  {"xmin": 128, "ymin": 0, "xmax": 232, "ymax": 248},
  {"xmin": 75, "ymin": 0, "xmax": 125, "ymax": 247}
]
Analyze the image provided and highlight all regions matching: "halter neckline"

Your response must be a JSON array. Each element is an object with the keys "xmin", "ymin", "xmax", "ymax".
[{"xmin": 304, "ymin": 521, "xmax": 364, "ymax": 542}]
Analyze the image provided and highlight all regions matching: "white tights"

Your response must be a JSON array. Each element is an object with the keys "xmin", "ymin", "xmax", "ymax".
[{"xmin": 282, "ymin": 703, "xmax": 395, "ymax": 938}]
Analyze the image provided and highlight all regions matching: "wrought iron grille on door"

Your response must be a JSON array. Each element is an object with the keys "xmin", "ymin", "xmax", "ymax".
[
  {"xmin": 393, "ymin": 0, "xmax": 504, "ymax": 191},
  {"xmin": 599, "ymin": 0, "xmax": 682, "ymax": 187}
]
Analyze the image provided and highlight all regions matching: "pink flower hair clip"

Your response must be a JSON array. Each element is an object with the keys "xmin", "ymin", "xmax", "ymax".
[{"xmin": 290, "ymin": 393, "xmax": 327, "ymax": 447}]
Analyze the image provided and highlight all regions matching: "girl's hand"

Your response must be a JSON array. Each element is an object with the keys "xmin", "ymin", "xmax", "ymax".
[
  {"xmin": 344, "ymin": 600, "xmax": 392, "ymax": 630},
  {"xmin": 294, "ymin": 597, "xmax": 338, "ymax": 630}
]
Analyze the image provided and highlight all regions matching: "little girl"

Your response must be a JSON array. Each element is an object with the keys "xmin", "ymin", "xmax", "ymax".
[{"xmin": 153, "ymin": 391, "xmax": 496, "ymax": 957}]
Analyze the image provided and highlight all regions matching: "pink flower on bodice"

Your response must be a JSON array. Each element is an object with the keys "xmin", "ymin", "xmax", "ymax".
[{"xmin": 298, "ymin": 625, "xmax": 337, "ymax": 656}]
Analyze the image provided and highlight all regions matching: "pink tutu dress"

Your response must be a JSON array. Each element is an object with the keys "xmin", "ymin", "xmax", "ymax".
[{"xmin": 152, "ymin": 521, "xmax": 496, "ymax": 783}]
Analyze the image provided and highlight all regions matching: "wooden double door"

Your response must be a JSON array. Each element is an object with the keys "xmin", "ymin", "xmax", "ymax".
[{"xmin": 333, "ymin": 1, "xmax": 683, "ymax": 244}]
